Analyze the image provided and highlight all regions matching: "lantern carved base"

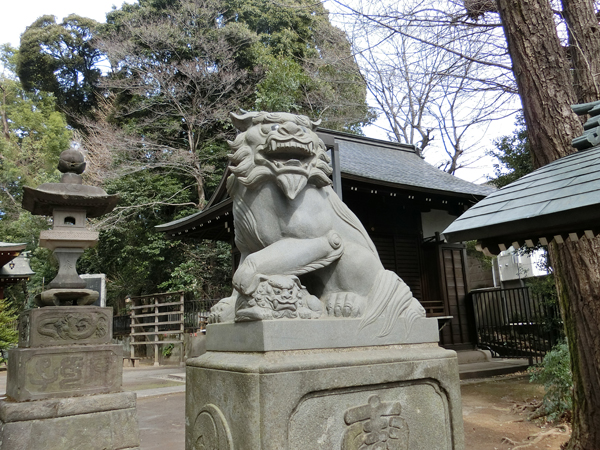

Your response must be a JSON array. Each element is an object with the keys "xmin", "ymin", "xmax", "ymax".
[{"xmin": 6, "ymin": 344, "xmax": 123, "ymax": 402}]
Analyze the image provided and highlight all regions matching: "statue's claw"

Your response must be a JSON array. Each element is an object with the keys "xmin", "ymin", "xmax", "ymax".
[
  {"xmin": 207, "ymin": 297, "xmax": 236, "ymax": 324},
  {"xmin": 326, "ymin": 292, "xmax": 365, "ymax": 318},
  {"xmin": 234, "ymin": 306, "xmax": 273, "ymax": 322}
]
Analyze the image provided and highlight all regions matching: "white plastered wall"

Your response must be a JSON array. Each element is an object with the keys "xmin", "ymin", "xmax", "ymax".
[{"xmin": 421, "ymin": 209, "xmax": 458, "ymax": 241}]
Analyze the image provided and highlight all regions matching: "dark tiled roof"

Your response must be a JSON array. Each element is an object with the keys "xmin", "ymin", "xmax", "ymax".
[
  {"xmin": 335, "ymin": 139, "xmax": 495, "ymax": 197},
  {"xmin": 157, "ymin": 131, "xmax": 494, "ymax": 234},
  {"xmin": 444, "ymin": 145, "xmax": 600, "ymax": 252},
  {"xmin": 155, "ymin": 198, "xmax": 232, "ymax": 235}
]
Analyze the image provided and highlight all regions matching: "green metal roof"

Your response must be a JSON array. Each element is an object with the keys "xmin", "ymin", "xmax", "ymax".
[{"xmin": 444, "ymin": 100, "xmax": 600, "ymax": 255}]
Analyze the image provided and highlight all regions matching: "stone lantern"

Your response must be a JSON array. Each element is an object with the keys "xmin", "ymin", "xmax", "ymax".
[
  {"xmin": 21, "ymin": 148, "xmax": 118, "ymax": 307},
  {"xmin": 0, "ymin": 149, "xmax": 140, "ymax": 450}
]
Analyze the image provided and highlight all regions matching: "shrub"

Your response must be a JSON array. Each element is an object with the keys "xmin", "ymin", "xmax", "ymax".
[
  {"xmin": 0, "ymin": 298, "xmax": 18, "ymax": 363},
  {"xmin": 528, "ymin": 341, "xmax": 573, "ymax": 422}
]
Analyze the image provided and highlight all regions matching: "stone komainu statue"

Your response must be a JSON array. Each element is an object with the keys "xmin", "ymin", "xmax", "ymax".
[{"xmin": 209, "ymin": 111, "xmax": 425, "ymax": 336}]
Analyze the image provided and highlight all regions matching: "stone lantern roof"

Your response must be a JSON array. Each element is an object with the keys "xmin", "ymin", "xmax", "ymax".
[{"xmin": 22, "ymin": 149, "xmax": 118, "ymax": 217}]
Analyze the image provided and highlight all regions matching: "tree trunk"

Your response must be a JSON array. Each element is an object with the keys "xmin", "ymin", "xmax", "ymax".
[
  {"xmin": 496, "ymin": 1, "xmax": 600, "ymax": 449},
  {"xmin": 1, "ymin": 84, "xmax": 10, "ymax": 141},
  {"xmin": 496, "ymin": 0, "xmax": 581, "ymax": 169},
  {"xmin": 552, "ymin": 239, "xmax": 600, "ymax": 449},
  {"xmin": 561, "ymin": 0, "xmax": 600, "ymax": 103}
]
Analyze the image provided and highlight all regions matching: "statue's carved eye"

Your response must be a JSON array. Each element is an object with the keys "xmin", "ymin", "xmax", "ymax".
[
  {"xmin": 274, "ymin": 288, "xmax": 281, "ymax": 295},
  {"xmin": 261, "ymin": 124, "xmax": 278, "ymax": 134}
]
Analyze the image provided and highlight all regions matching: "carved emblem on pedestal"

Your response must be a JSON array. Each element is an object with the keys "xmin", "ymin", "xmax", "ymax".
[
  {"xmin": 342, "ymin": 395, "xmax": 409, "ymax": 450},
  {"xmin": 26, "ymin": 351, "xmax": 112, "ymax": 393},
  {"xmin": 7, "ymin": 345, "xmax": 121, "ymax": 401},
  {"xmin": 193, "ymin": 404, "xmax": 233, "ymax": 450},
  {"xmin": 37, "ymin": 313, "xmax": 108, "ymax": 340},
  {"xmin": 18, "ymin": 307, "xmax": 113, "ymax": 347}
]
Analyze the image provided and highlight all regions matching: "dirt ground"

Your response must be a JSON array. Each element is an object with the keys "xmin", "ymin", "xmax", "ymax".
[{"xmin": 462, "ymin": 374, "xmax": 570, "ymax": 450}]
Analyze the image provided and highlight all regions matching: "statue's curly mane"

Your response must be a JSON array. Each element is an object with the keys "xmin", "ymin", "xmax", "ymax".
[{"xmin": 226, "ymin": 111, "xmax": 332, "ymax": 193}]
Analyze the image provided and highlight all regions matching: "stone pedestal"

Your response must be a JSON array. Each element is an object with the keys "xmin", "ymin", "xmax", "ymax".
[
  {"xmin": 0, "ymin": 306, "xmax": 140, "ymax": 450},
  {"xmin": 205, "ymin": 317, "xmax": 440, "ymax": 351},
  {"xmin": 186, "ymin": 318, "xmax": 464, "ymax": 450},
  {"xmin": 0, "ymin": 392, "xmax": 139, "ymax": 450}
]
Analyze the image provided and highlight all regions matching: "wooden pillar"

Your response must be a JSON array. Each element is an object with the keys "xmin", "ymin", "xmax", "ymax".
[
  {"xmin": 154, "ymin": 296, "xmax": 159, "ymax": 367},
  {"xmin": 331, "ymin": 142, "xmax": 343, "ymax": 200},
  {"xmin": 130, "ymin": 299, "xmax": 135, "ymax": 360},
  {"xmin": 180, "ymin": 292, "xmax": 185, "ymax": 366}
]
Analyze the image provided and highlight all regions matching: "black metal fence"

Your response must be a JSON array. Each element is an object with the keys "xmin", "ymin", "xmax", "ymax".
[
  {"xmin": 112, "ymin": 298, "xmax": 221, "ymax": 336},
  {"xmin": 183, "ymin": 299, "xmax": 220, "ymax": 332},
  {"xmin": 471, "ymin": 287, "xmax": 563, "ymax": 364},
  {"xmin": 113, "ymin": 314, "xmax": 131, "ymax": 336}
]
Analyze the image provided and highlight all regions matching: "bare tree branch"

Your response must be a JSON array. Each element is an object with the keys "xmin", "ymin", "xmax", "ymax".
[{"xmin": 334, "ymin": 0, "xmax": 517, "ymax": 172}]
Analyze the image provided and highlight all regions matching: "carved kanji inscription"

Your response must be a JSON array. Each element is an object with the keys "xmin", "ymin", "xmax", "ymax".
[{"xmin": 342, "ymin": 395, "xmax": 409, "ymax": 450}]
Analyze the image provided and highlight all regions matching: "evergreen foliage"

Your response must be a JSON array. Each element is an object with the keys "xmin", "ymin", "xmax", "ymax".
[
  {"xmin": 529, "ymin": 341, "xmax": 573, "ymax": 422},
  {"xmin": 99, "ymin": 0, "xmax": 372, "ymax": 140},
  {"xmin": 488, "ymin": 114, "xmax": 534, "ymax": 188},
  {"xmin": 0, "ymin": 298, "xmax": 18, "ymax": 363},
  {"xmin": 1, "ymin": 47, "xmax": 71, "ymax": 218},
  {"xmin": 17, "ymin": 15, "xmax": 102, "ymax": 127}
]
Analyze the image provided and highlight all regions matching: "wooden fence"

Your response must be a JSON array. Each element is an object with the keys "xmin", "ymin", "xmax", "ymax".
[
  {"xmin": 114, "ymin": 298, "xmax": 221, "ymax": 336},
  {"xmin": 128, "ymin": 291, "xmax": 184, "ymax": 366}
]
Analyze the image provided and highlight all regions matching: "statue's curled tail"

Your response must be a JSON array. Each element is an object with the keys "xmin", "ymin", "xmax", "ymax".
[{"xmin": 360, "ymin": 270, "xmax": 426, "ymax": 337}]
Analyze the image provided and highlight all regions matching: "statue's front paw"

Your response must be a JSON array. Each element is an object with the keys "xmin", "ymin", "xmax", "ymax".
[
  {"xmin": 208, "ymin": 297, "xmax": 236, "ymax": 324},
  {"xmin": 235, "ymin": 305, "xmax": 273, "ymax": 322},
  {"xmin": 298, "ymin": 293, "xmax": 323, "ymax": 319},
  {"xmin": 326, "ymin": 292, "xmax": 366, "ymax": 318}
]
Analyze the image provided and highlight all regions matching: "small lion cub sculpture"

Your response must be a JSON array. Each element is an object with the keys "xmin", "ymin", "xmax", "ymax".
[
  {"xmin": 209, "ymin": 111, "xmax": 425, "ymax": 336},
  {"xmin": 237, "ymin": 274, "xmax": 323, "ymax": 321}
]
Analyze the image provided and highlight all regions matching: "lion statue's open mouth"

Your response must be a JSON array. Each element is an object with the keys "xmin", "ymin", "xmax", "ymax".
[{"xmin": 263, "ymin": 139, "xmax": 315, "ymax": 171}]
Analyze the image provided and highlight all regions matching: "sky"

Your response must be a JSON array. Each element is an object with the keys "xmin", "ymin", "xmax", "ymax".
[
  {"xmin": 0, "ymin": 0, "xmax": 514, "ymax": 184},
  {"xmin": 0, "ymin": 0, "xmax": 135, "ymax": 48}
]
